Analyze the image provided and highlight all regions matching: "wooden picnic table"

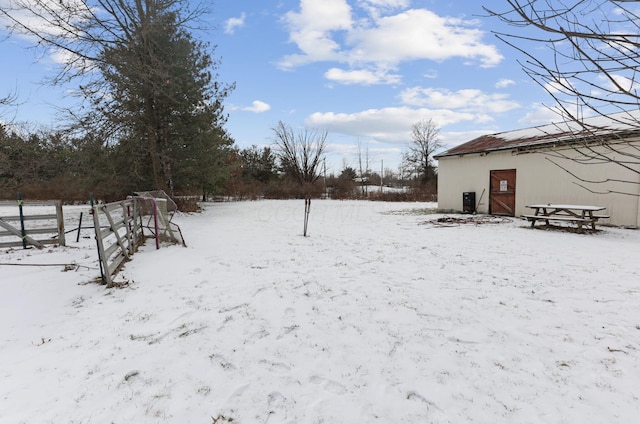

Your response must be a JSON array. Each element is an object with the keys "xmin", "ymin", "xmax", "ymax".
[{"xmin": 523, "ymin": 204, "xmax": 609, "ymax": 232}]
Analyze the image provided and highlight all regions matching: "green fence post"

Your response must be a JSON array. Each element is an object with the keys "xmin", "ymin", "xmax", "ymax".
[{"xmin": 17, "ymin": 192, "xmax": 27, "ymax": 249}]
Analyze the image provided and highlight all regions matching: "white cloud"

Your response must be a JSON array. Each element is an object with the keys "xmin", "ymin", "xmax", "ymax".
[
  {"xmin": 279, "ymin": 0, "xmax": 353, "ymax": 67},
  {"xmin": 49, "ymin": 48, "xmax": 86, "ymax": 68},
  {"xmin": 603, "ymin": 73, "xmax": 639, "ymax": 93},
  {"xmin": 399, "ymin": 87, "xmax": 520, "ymax": 114},
  {"xmin": 243, "ymin": 100, "xmax": 271, "ymax": 113},
  {"xmin": 278, "ymin": 2, "xmax": 503, "ymax": 83},
  {"xmin": 325, "ymin": 141, "xmax": 402, "ymax": 162},
  {"xmin": 0, "ymin": 0, "xmax": 93, "ymax": 65},
  {"xmin": 517, "ymin": 103, "xmax": 564, "ymax": 126},
  {"xmin": 359, "ymin": 0, "xmax": 409, "ymax": 9},
  {"xmin": 346, "ymin": 9, "xmax": 502, "ymax": 68},
  {"xmin": 225, "ymin": 13, "xmax": 246, "ymax": 35},
  {"xmin": 496, "ymin": 79, "xmax": 515, "ymax": 88},
  {"xmin": 306, "ymin": 107, "xmax": 485, "ymax": 145},
  {"xmin": 0, "ymin": 0, "xmax": 89, "ymax": 38},
  {"xmin": 544, "ymin": 77, "xmax": 573, "ymax": 94},
  {"xmin": 423, "ymin": 69, "xmax": 438, "ymax": 79},
  {"xmin": 324, "ymin": 67, "xmax": 401, "ymax": 85},
  {"xmin": 356, "ymin": 0, "xmax": 410, "ymax": 19}
]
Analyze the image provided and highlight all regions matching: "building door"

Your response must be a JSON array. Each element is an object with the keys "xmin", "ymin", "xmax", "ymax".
[{"xmin": 489, "ymin": 169, "xmax": 516, "ymax": 216}]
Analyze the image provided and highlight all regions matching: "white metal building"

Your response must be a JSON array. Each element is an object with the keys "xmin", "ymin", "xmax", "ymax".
[{"xmin": 435, "ymin": 112, "xmax": 640, "ymax": 228}]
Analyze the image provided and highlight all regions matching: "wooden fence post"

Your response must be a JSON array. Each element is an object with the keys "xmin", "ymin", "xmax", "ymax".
[
  {"xmin": 91, "ymin": 193, "xmax": 106, "ymax": 284},
  {"xmin": 56, "ymin": 200, "xmax": 66, "ymax": 246}
]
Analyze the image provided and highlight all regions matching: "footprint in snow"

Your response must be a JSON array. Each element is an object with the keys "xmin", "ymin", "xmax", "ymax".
[
  {"xmin": 227, "ymin": 383, "xmax": 249, "ymax": 401},
  {"xmin": 260, "ymin": 360, "xmax": 291, "ymax": 374},
  {"xmin": 209, "ymin": 353, "xmax": 235, "ymax": 371},
  {"xmin": 407, "ymin": 391, "xmax": 442, "ymax": 409},
  {"xmin": 195, "ymin": 279, "xmax": 209, "ymax": 287},
  {"xmin": 268, "ymin": 391, "xmax": 286, "ymax": 408},
  {"xmin": 271, "ymin": 362, "xmax": 291, "ymax": 374},
  {"xmin": 309, "ymin": 375, "xmax": 347, "ymax": 395},
  {"xmin": 324, "ymin": 380, "xmax": 347, "ymax": 395},
  {"xmin": 309, "ymin": 375, "xmax": 324, "ymax": 385},
  {"xmin": 247, "ymin": 329, "xmax": 270, "ymax": 343},
  {"xmin": 276, "ymin": 325, "xmax": 299, "ymax": 340}
]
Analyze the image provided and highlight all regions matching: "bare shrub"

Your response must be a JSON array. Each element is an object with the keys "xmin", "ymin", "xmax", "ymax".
[{"xmin": 174, "ymin": 196, "xmax": 200, "ymax": 212}]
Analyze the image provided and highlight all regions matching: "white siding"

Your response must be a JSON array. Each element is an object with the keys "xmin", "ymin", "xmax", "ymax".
[{"xmin": 437, "ymin": 142, "xmax": 640, "ymax": 227}]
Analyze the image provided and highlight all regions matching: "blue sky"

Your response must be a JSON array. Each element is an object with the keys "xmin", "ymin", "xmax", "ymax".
[{"xmin": 1, "ymin": 0, "xmax": 565, "ymax": 174}]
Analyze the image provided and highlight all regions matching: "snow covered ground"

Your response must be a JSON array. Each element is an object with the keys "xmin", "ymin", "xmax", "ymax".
[{"xmin": 1, "ymin": 199, "xmax": 639, "ymax": 423}]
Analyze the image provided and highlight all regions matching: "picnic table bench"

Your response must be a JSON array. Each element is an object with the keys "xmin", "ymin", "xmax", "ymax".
[{"xmin": 523, "ymin": 204, "xmax": 609, "ymax": 232}]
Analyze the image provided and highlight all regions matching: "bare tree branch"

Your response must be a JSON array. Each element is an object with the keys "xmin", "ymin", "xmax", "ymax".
[
  {"xmin": 272, "ymin": 121, "xmax": 327, "ymax": 187},
  {"xmin": 356, "ymin": 138, "xmax": 371, "ymax": 195},
  {"xmin": 402, "ymin": 118, "xmax": 443, "ymax": 185},
  {"xmin": 484, "ymin": 0, "xmax": 640, "ymax": 194}
]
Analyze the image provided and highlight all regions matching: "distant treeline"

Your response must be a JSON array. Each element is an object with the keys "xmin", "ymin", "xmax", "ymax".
[{"xmin": 0, "ymin": 125, "xmax": 436, "ymax": 205}]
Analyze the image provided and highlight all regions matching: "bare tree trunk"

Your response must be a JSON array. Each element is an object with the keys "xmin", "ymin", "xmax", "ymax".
[
  {"xmin": 357, "ymin": 138, "xmax": 370, "ymax": 196},
  {"xmin": 148, "ymin": 135, "xmax": 166, "ymax": 190}
]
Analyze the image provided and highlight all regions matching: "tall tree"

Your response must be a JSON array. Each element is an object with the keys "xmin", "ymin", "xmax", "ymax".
[
  {"xmin": 403, "ymin": 118, "xmax": 443, "ymax": 185},
  {"xmin": 239, "ymin": 145, "xmax": 279, "ymax": 184},
  {"xmin": 1, "ymin": 0, "xmax": 234, "ymax": 196},
  {"xmin": 484, "ymin": 0, "xmax": 640, "ymax": 195}
]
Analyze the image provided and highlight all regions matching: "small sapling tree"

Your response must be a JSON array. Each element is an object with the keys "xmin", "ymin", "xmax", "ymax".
[{"xmin": 271, "ymin": 121, "xmax": 327, "ymax": 235}]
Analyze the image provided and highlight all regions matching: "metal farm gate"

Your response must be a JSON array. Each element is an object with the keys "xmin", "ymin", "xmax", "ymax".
[
  {"xmin": 92, "ymin": 199, "xmax": 144, "ymax": 287},
  {"xmin": 92, "ymin": 196, "xmax": 184, "ymax": 287},
  {"xmin": 0, "ymin": 199, "xmax": 66, "ymax": 249}
]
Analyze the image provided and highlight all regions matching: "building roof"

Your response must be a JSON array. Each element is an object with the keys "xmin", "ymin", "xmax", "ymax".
[{"xmin": 435, "ymin": 110, "xmax": 640, "ymax": 159}]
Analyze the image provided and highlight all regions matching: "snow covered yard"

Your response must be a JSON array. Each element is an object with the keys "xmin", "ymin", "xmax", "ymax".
[{"xmin": 1, "ymin": 199, "xmax": 639, "ymax": 423}]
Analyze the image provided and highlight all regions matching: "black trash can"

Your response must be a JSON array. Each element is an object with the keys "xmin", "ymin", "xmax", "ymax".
[{"xmin": 463, "ymin": 192, "xmax": 476, "ymax": 214}]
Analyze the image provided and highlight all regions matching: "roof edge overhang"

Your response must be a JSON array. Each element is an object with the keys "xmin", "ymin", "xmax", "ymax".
[{"xmin": 435, "ymin": 128, "xmax": 640, "ymax": 160}]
